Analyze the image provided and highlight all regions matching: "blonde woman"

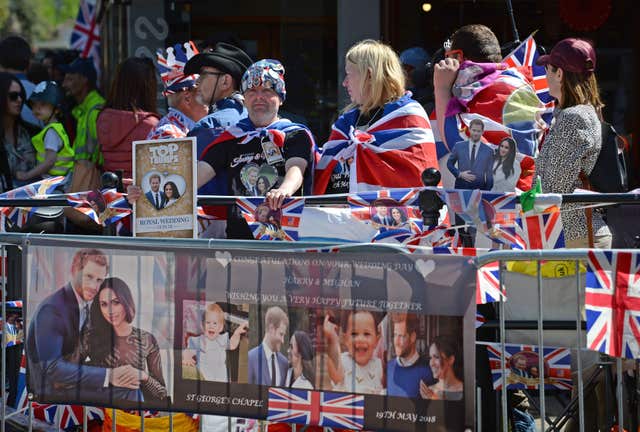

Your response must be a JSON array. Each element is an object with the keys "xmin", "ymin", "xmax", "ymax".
[{"xmin": 314, "ymin": 39, "xmax": 437, "ymax": 194}]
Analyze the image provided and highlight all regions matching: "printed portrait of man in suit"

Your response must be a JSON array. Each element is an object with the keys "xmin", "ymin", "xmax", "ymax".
[{"xmin": 247, "ymin": 306, "xmax": 289, "ymax": 386}]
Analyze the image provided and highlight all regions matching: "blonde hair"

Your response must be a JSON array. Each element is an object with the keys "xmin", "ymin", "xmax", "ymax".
[
  {"xmin": 202, "ymin": 303, "xmax": 224, "ymax": 325},
  {"xmin": 345, "ymin": 39, "xmax": 405, "ymax": 114}
]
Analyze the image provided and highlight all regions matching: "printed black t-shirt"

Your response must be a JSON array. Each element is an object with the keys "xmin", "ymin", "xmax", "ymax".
[{"xmin": 202, "ymin": 129, "xmax": 313, "ymax": 239}]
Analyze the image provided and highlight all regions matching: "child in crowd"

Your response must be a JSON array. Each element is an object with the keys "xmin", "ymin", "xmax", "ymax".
[
  {"xmin": 182, "ymin": 302, "xmax": 247, "ymax": 382},
  {"xmin": 323, "ymin": 310, "xmax": 385, "ymax": 395},
  {"xmin": 15, "ymin": 81, "xmax": 73, "ymax": 185}
]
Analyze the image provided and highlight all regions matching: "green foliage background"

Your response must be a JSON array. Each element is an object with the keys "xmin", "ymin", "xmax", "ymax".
[{"xmin": 0, "ymin": 0, "xmax": 79, "ymax": 42}]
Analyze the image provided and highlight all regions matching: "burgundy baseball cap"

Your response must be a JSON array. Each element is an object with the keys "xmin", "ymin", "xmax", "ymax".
[{"xmin": 536, "ymin": 38, "xmax": 596, "ymax": 74}]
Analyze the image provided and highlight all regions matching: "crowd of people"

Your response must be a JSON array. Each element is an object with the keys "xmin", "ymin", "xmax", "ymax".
[{"xmin": 3, "ymin": 22, "xmax": 635, "ymax": 431}]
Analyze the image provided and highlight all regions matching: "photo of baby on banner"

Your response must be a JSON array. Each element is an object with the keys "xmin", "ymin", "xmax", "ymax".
[
  {"xmin": 236, "ymin": 197, "xmax": 305, "ymax": 240},
  {"xmin": 181, "ymin": 301, "xmax": 249, "ymax": 383},
  {"xmin": 485, "ymin": 342, "xmax": 573, "ymax": 390}
]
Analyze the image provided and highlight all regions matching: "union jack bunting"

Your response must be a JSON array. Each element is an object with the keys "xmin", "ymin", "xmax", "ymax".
[
  {"xmin": 0, "ymin": 176, "xmax": 66, "ymax": 228},
  {"xmin": 156, "ymin": 41, "xmax": 199, "ymax": 95},
  {"xmin": 66, "ymin": 188, "xmax": 131, "ymax": 226},
  {"xmin": 70, "ymin": 0, "xmax": 101, "ymax": 79},
  {"xmin": 267, "ymin": 387, "xmax": 364, "ymax": 430},
  {"xmin": 236, "ymin": 197, "xmax": 304, "ymax": 241},
  {"xmin": 585, "ymin": 250, "xmax": 640, "ymax": 359},
  {"xmin": 5, "ymin": 300, "xmax": 23, "ymax": 308},
  {"xmin": 403, "ymin": 225, "xmax": 458, "ymax": 248},
  {"xmin": 515, "ymin": 210, "xmax": 565, "ymax": 250},
  {"xmin": 476, "ymin": 261, "xmax": 506, "ymax": 304},
  {"xmin": 486, "ymin": 342, "xmax": 572, "ymax": 390},
  {"xmin": 476, "ymin": 311, "xmax": 486, "ymax": 329},
  {"xmin": 314, "ymin": 93, "xmax": 438, "ymax": 194}
]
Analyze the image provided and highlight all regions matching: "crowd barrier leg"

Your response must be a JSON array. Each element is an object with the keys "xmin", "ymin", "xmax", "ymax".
[
  {"xmin": 499, "ymin": 260, "xmax": 508, "ymax": 432},
  {"xmin": 574, "ymin": 260, "xmax": 585, "ymax": 432},
  {"xmin": 537, "ymin": 260, "xmax": 546, "ymax": 430}
]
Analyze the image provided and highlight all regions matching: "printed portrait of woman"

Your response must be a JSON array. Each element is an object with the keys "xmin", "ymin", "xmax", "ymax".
[
  {"xmin": 420, "ymin": 335, "xmax": 463, "ymax": 401},
  {"xmin": 285, "ymin": 331, "xmax": 315, "ymax": 389},
  {"xmin": 256, "ymin": 175, "xmax": 271, "ymax": 196},
  {"xmin": 82, "ymin": 277, "xmax": 168, "ymax": 402},
  {"xmin": 491, "ymin": 137, "xmax": 521, "ymax": 193},
  {"xmin": 390, "ymin": 207, "xmax": 409, "ymax": 228},
  {"xmin": 163, "ymin": 181, "xmax": 181, "ymax": 207}
]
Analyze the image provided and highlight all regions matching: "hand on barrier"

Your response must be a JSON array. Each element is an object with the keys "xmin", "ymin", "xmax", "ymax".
[{"xmin": 265, "ymin": 187, "xmax": 290, "ymax": 211}]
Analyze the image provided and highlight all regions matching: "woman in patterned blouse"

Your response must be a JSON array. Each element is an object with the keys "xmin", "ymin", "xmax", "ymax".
[
  {"xmin": 85, "ymin": 277, "xmax": 168, "ymax": 402},
  {"xmin": 535, "ymin": 38, "xmax": 611, "ymax": 248}
]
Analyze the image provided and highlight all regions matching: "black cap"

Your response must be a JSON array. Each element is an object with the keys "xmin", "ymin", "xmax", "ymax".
[
  {"xmin": 59, "ymin": 57, "xmax": 97, "ymax": 85},
  {"xmin": 184, "ymin": 42, "xmax": 252, "ymax": 84}
]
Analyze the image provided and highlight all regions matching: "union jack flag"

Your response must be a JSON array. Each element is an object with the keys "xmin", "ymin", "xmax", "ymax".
[
  {"xmin": 70, "ymin": 0, "xmax": 101, "ymax": 80},
  {"xmin": 14, "ymin": 350, "xmax": 104, "ymax": 428},
  {"xmin": 5, "ymin": 300, "xmax": 23, "ymax": 308},
  {"xmin": 236, "ymin": 197, "xmax": 304, "ymax": 241},
  {"xmin": 0, "ymin": 176, "xmax": 66, "ymax": 228},
  {"xmin": 503, "ymin": 33, "xmax": 555, "ymax": 117},
  {"xmin": 147, "ymin": 108, "xmax": 197, "ymax": 140},
  {"xmin": 66, "ymin": 188, "xmax": 131, "ymax": 226},
  {"xmin": 314, "ymin": 93, "xmax": 438, "ymax": 194},
  {"xmin": 476, "ymin": 261, "xmax": 506, "ymax": 304},
  {"xmin": 267, "ymin": 388, "xmax": 364, "ymax": 430},
  {"xmin": 585, "ymin": 250, "xmax": 640, "ymax": 359},
  {"xmin": 515, "ymin": 209, "xmax": 565, "ymax": 250},
  {"xmin": 486, "ymin": 342, "xmax": 572, "ymax": 390}
]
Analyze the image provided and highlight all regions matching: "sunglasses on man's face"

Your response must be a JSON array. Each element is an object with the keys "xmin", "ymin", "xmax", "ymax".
[{"xmin": 8, "ymin": 91, "xmax": 23, "ymax": 102}]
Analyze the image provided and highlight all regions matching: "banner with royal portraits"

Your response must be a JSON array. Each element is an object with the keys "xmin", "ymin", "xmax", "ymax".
[{"xmin": 24, "ymin": 239, "xmax": 475, "ymax": 431}]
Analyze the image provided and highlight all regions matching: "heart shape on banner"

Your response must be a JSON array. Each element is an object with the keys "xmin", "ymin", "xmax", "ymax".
[
  {"xmin": 415, "ymin": 259, "xmax": 436, "ymax": 278},
  {"xmin": 215, "ymin": 251, "xmax": 232, "ymax": 268}
]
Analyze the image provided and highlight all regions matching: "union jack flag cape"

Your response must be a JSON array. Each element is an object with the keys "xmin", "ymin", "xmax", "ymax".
[
  {"xmin": 70, "ymin": 0, "xmax": 101, "ymax": 80},
  {"xmin": 147, "ymin": 108, "xmax": 197, "ymax": 140},
  {"xmin": 267, "ymin": 387, "xmax": 364, "ymax": 430},
  {"xmin": 485, "ymin": 342, "xmax": 572, "ymax": 390},
  {"xmin": 236, "ymin": 197, "xmax": 305, "ymax": 241},
  {"xmin": 585, "ymin": 250, "xmax": 640, "ymax": 359},
  {"xmin": 314, "ymin": 93, "xmax": 438, "ymax": 194},
  {"xmin": 433, "ymin": 34, "xmax": 551, "ymax": 191},
  {"xmin": 0, "ymin": 176, "xmax": 66, "ymax": 228}
]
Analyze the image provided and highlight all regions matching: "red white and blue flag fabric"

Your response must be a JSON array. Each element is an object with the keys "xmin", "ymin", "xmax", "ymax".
[
  {"xmin": 585, "ymin": 250, "xmax": 640, "ymax": 359},
  {"xmin": 267, "ymin": 387, "xmax": 364, "ymax": 430},
  {"xmin": 70, "ymin": 0, "xmax": 101, "ymax": 80},
  {"xmin": 503, "ymin": 33, "xmax": 555, "ymax": 122},
  {"xmin": 0, "ymin": 176, "xmax": 66, "ymax": 228},
  {"xmin": 476, "ymin": 261, "xmax": 506, "ymax": 304},
  {"xmin": 236, "ymin": 197, "xmax": 305, "ymax": 241},
  {"xmin": 14, "ymin": 350, "xmax": 104, "ymax": 428},
  {"xmin": 66, "ymin": 188, "xmax": 131, "ymax": 226},
  {"xmin": 515, "ymin": 209, "xmax": 565, "ymax": 250},
  {"xmin": 147, "ymin": 108, "xmax": 197, "ymax": 140},
  {"xmin": 486, "ymin": 342, "xmax": 572, "ymax": 390},
  {"xmin": 314, "ymin": 93, "xmax": 438, "ymax": 194}
]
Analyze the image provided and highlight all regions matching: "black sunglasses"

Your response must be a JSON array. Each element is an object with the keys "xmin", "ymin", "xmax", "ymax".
[{"xmin": 8, "ymin": 91, "xmax": 23, "ymax": 102}]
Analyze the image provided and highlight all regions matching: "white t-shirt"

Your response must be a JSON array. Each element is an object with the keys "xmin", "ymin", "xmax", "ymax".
[
  {"xmin": 188, "ymin": 333, "xmax": 229, "ymax": 382},
  {"xmin": 333, "ymin": 351, "xmax": 385, "ymax": 395}
]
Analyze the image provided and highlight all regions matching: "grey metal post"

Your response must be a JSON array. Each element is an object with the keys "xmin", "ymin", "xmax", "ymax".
[
  {"xmin": 476, "ymin": 386, "xmax": 482, "ymax": 432},
  {"xmin": 499, "ymin": 261, "xmax": 508, "ymax": 432},
  {"xmin": 575, "ymin": 260, "xmax": 585, "ymax": 432},
  {"xmin": 112, "ymin": 408, "xmax": 116, "ymax": 432},
  {"xmin": 83, "ymin": 406, "xmax": 87, "ymax": 432},
  {"xmin": 537, "ymin": 260, "xmax": 546, "ymax": 429},
  {"xmin": 1, "ymin": 245, "xmax": 5, "ymax": 432},
  {"xmin": 169, "ymin": 411, "xmax": 173, "ymax": 431},
  {"xmin": 616, "ymin": 357, "xmax": 623, "ymax": 431}
]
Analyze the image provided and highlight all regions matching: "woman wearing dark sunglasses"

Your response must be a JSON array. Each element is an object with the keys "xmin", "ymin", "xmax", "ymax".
[{"xmin": 0, "ymin": 72, "xmax": 37, "ymax": 189}]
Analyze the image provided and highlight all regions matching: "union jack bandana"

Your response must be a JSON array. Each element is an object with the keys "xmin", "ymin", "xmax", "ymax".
[{"xmin": 241, "ymin": 59, "xmax": 286, "ymax": 101}]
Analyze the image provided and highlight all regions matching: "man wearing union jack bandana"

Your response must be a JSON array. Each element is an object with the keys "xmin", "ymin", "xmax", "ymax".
[{"xmin": 196, "ymin": 59, "xmax": 314, "ymax": 239}]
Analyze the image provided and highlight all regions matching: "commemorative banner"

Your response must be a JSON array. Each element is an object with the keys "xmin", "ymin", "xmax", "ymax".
[
  {"xmin": 24, "ymin": 241, "xmax": 476, "ymax": 431},
  {"xmin": 132, "ymin": 137, "xmax": 197, "ymax": 238}
]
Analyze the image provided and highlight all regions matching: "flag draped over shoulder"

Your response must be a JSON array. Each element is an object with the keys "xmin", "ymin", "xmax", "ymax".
[
  {"xmin": 314, "ymin": 93, "xmax": 438, "ymax": 194},
  {"xmin": 433, "ymin": 34, "xmax": 551, "ymax": 191}
]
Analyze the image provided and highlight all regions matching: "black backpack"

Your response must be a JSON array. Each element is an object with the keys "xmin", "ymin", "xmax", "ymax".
[{"xmin": 587, "ymin": 122, "xmax": 629, "ymax": 193}]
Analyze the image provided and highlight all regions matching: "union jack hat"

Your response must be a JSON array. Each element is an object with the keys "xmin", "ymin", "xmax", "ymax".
[
  {"xmin": 241, "ymin": 59, "xmax": 286, "ymax": 101},
  {"xmin": 156, "ymin": 41, "xmax": 199, "ymax": 95}
]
